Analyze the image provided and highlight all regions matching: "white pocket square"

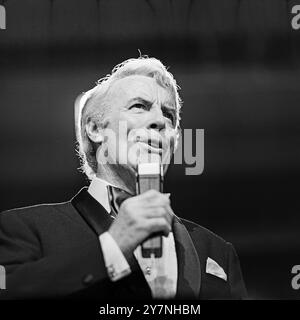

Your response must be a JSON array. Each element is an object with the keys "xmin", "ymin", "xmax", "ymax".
[{"xmin": 206, "ymin": 257, "xmax": 227, "ymax": 281}]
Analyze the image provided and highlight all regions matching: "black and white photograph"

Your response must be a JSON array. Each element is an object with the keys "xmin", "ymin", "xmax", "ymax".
[{"xmin": 0, "ymin": 0, "xmax": 300, "ymax": 309}]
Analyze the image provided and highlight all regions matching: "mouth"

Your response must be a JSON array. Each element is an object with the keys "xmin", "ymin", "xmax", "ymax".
[
  {"xmin": 138, "ymin": 141, "xmax": 163, "ymax": 153},
  {"xmin": 146, "ymin": 138, "xmax": 162, "ymax": 149}
]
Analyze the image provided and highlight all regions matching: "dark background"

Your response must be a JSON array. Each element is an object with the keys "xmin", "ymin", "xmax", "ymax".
[{"xmin": 1, "ymin": 0, "xmax": 300, "ymax": 299}]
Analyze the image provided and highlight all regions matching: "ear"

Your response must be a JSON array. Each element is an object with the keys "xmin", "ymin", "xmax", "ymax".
[{"xmin": 85, "ymin": 118, "xmax": 104, "ymax": 143}]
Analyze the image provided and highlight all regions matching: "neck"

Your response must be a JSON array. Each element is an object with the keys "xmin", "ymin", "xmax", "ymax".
[{"xmin": 96, "ymin": 164, "xmax": 136, "ymax": 195}]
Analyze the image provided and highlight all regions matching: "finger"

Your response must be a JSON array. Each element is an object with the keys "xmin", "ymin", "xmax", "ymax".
[
  {"xmin": 135, "ymin": 191, "xmax": 171, "ymax": 210},
  {"xmin": 142, "ymin": 207, "xmax": 167, "ymax": 219},
  {"xmin": 143, "ymin": 193, "xmax": 170, "ymax": 207},
  {"xmin": 147, "ymin": 206, "xmax": 173, "ymax": 226},
  {"xmin": 138, "ymin": 189, "xmax": 166, "ymax": 201},
  {"xmin": 141, "ymin": 205, "xmax": 174, "ymax": 226},
  {"xmin": 146, "ymin": 218, "xmax": 171, "ymax": 237}
]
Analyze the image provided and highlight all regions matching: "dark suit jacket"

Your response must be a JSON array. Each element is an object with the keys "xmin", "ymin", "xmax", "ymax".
[{"xmin": 0, "ymin": 188, "xmax": 247, "ymax": 300}]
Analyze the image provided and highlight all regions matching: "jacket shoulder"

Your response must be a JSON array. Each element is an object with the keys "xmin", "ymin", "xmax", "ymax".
[
  {"xmin": 1, "ymin": 201, "xmax": 72, "ymax": 215},
  {"xmin": 0, "ymin": 201, "xmax": 77, "ymax": 226},
  {"xmin": 179, "ymin": 217, "xmax": 229, "ymax": 248}
]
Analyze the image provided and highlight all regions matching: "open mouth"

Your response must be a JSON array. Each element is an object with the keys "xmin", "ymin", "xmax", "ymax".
[
  {"xmin": 146, "ymin": 138, "xmax": 162, "ymax": 149},
  {"xmin": 135, "ymin": 135, "xmax": 163, "ymax": 149},
  {"xmin": 137, "ymin": 139, "xmax": 163, "ymax": 154}
]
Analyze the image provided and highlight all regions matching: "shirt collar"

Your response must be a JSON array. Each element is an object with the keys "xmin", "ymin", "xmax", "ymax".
[{"xmin": 88, "ymin": 177, "xmax": 118, "ymax": 213}]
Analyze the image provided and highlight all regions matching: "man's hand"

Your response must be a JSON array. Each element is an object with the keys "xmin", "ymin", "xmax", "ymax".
[{"xmin": 108, "ymin": 190, "xmax": 174, "ymax": 255}]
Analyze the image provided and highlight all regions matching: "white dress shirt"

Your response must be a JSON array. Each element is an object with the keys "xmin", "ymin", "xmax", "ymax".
[{"xmin": 88, "ymin": 177, "xmax": 178, "ymax": 298}]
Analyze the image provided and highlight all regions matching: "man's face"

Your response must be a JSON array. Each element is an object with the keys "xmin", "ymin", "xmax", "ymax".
[{"xmin": 96, "ymin": 75, "xmax": 177, "ymax": 172}]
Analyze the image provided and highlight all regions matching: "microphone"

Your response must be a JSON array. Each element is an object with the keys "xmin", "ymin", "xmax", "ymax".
[{"xmin": 136, "ymin": 161, "xmax": 164, "ymax": 258}]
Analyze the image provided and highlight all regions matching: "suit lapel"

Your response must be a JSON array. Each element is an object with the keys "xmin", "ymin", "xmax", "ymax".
[
  {"xmin": 71, "ymin": 187, "xmax": 152, "ymax": 300},
  {"xmin": 71, "ymin": 187, "xmax": 113, "ymax": 235},
  {"xmin": 173, "ymin": 215, "xmax": 202, "ymax": 299}
]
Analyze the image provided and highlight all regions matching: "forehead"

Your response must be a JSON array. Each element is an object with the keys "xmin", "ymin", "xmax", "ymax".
[{"xmin": 105, "ymin": 75, "xmax": 175, "ymax": 106}]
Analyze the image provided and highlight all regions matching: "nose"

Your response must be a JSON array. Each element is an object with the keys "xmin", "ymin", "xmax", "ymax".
[{"xmin": 148, "ymin": 106, "xmax": 166, "ymax": 131}]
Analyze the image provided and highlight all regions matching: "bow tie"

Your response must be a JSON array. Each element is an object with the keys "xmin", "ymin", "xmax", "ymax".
[{"xmin": 106, "ymin": 185, "xmax": 132, "ymax": 218}]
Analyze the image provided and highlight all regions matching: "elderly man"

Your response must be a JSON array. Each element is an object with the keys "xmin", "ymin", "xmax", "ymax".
[{"xmin": 0, "ymin": 57, "xmax": 247, "ymax": 300}]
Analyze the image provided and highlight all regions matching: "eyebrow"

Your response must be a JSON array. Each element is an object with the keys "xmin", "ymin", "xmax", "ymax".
[
  {"xmin": 127, "ymin": 97, "xmax": 175, "ymax": 110},
  {"xmin": 127, "ymin": 97, "xmax": 151, "ymax": 107}
]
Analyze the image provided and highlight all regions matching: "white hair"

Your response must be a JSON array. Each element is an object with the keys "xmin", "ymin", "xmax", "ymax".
[{"xmin": 75, "ymin": 56, "xmax": 182, "ymax": 180}]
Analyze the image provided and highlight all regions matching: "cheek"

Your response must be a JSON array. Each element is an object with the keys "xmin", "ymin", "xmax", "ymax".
[
  {"xmin": 108, "ymin": 116, "xmax": 137, "ymax": 146},
  {"xmin": 114, "ymin": 115, "xmax": 147, "ymax": 145},
  {"xmin": 164, "ymin": 128, "xmax": 177, "ymax": 147},
  {"xmin": 121, "ymin": 112, "xmax": 148, "ymax": 131}
]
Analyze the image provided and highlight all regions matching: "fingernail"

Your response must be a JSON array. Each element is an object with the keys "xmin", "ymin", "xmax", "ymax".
[{"xmin": 165, "ymin": 193, "xmax": 171, "ymax": 198}]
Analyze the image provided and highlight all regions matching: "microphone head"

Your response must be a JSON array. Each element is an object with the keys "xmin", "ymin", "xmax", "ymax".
[
  {"xmin": 138, "ymin": 162, "xmax": 160, "ymax": 175},
  {"xmin": 137, "ymin": 161, "xmax": 163, "ymax": 178}
]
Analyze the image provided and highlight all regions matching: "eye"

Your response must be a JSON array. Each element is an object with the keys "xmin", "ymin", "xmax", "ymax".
[{"xmin": 129, "ymin": 103, "xmax": 147, "ymax": 110}]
